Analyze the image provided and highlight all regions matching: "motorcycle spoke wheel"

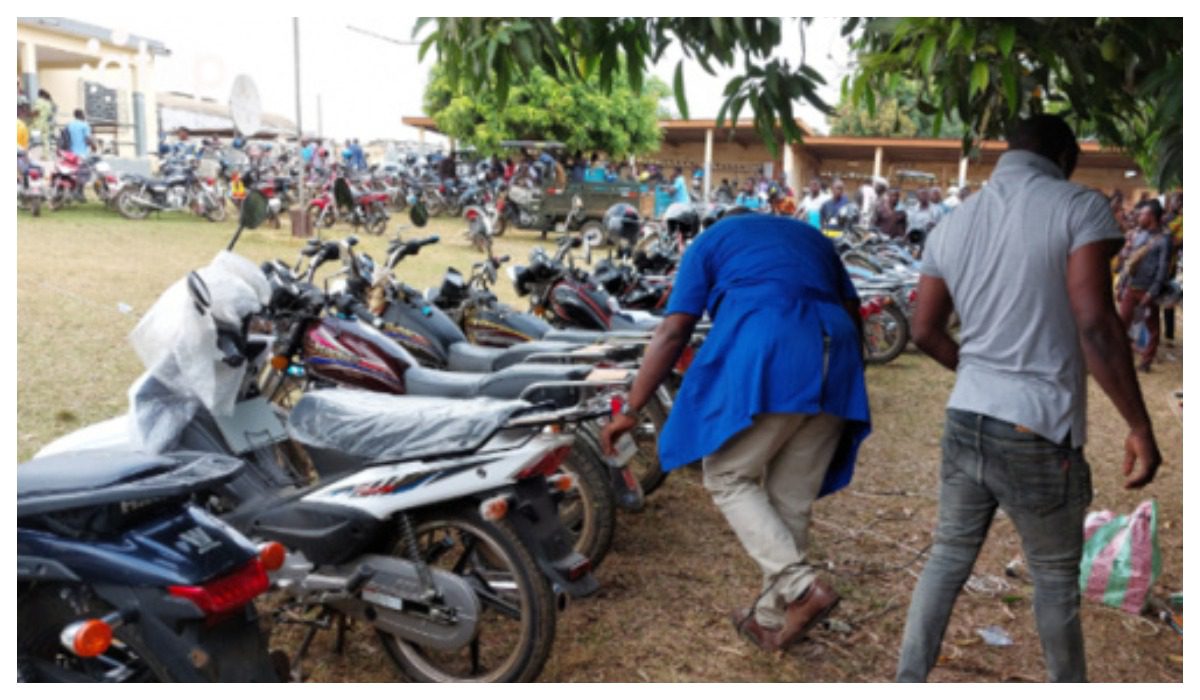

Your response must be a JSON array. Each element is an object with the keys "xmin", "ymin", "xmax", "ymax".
[{"xmin": 377, "ymin": 509, "xmax": 555, "ymax": 683}]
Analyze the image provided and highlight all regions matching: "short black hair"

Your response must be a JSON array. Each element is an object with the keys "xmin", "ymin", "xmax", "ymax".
[
  {"xmin": 73, "ymin": 109, "xmax": 85, "ymax": 119},
  {"xmin": 1139, "ymin": 199, "xmax": 1164, "ymax": 221},
  {"xmin": 1007, "ymin": 114, "xmax": 1080, "ymax": 173}
]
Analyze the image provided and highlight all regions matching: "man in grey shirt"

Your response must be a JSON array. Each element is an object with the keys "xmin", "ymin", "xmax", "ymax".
[{"xmin": 896, "ymin": 115, "xmax": 1162, "ymax": 682}]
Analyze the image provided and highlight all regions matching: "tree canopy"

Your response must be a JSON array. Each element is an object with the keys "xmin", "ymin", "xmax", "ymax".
[
  {"xmin": 829, "ymin": 78, "xmax": 965, "ymax": 139},
  {"xmin": 414, "ymin": 17, "xmax": 1182, "ymax": 188},
  {"xmin": 423, "ymin": 62, "xmax": 667, "ymax": 157}
]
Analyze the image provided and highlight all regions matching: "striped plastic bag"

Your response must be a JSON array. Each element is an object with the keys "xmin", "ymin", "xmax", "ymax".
[{"xmin": 1079, "ymin": 500, "xmax": 1161, "ymax": 614}]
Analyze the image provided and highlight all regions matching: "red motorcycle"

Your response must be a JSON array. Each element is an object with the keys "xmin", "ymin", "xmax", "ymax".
[
  {"xmin": 306, "ymin": 176, "xmax": 389, "ymax": 234},
  {"xmin": 48, "ymin": 151, "xmax": 88, "ymax": 210}
]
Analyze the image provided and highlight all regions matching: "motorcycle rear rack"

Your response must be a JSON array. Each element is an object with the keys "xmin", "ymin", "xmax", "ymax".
[{"xmin": 516, "ymin": 378, "xmax": 633, "ymax": 402}]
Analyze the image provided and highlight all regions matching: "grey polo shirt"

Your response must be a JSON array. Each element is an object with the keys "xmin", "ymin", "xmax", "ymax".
[{"xmin": 920, "ymin": 150, "xmax": 1124, "ymax": 447}]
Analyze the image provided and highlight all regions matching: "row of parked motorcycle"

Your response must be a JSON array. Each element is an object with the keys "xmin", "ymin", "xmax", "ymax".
[
  {"xmin": 17, "ymin": 174, "xmax": 924, "ymax": 683},
  {"xmin": 17, "ymin": 188, "xmax": 700, "ymax": 683}
]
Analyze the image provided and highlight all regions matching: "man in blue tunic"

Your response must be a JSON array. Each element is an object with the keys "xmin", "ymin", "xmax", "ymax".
[{"xmin": 602, "ymin": 214, "xmax": 871, "ymax": 652}]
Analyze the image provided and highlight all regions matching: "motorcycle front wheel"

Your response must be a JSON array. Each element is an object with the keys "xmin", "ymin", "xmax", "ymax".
[
  {"xmin": 556, "ymin": 440, "xmax": 616, "ymax": 568},
  {"xmin": 630, "ymin": 393, "xmax": 669, "ymax": 496},
  {"xmin": 376, "ymin": 507, "xmax": 556, "ymax": 683}
]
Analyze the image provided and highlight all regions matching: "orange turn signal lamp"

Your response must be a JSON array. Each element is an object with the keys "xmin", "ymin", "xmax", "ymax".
[
  {"xmin": 270, "ymin": 355, "xmax": 291, "ymax": 372},
  {"xmin": 258, "ymin": 541, "xmax": 286, "ymax": 571},
  {"xmin": 61, "ymin": 613, "xmax": 120, "ymax": 658},
  {"xmin": 479, "ymin": 495, "xmax": 510, "ymax": 522}
]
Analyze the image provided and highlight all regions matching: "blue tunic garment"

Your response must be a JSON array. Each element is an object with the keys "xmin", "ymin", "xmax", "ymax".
[{"xmin": 659, "ymin": 215, "xmax": 872, "ymax": 497}]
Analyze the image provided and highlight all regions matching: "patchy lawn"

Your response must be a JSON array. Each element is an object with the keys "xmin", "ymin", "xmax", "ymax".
[{"xmin": 17, "ymin": 206, "xmax": 1183, "ymax": 682}]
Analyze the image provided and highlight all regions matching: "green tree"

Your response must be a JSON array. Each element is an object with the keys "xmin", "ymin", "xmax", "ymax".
[
  {"xmin": 829, "ymin": 78, "xmax": 965, "ymax": 138},
  {"xmin": 846, "ymin": 18, "xmax": 1182, "ymax": 188},
  {"xmin": 413, "ymin": 17, "xmax": 1181, "ymax": 188},
  {"xmin": 423, "ymin": 62, "xmax": 667, "ymax": 157}
]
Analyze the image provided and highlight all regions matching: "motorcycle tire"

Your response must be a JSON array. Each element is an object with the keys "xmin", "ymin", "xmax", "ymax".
[
  {"xmin": 557, "ymin": 437, "xmax": 617, "ymax": 569},
  {"xmin": 18, "ymin": 583, "xmax": 170, "ymax": 682},
  {"xmin": 631, "ymin": 394, "xmax": 669, "ymax": 496},
  {"xmin": 203, "ymin": 194, "xmax": 228, "ymax": 223},
  {"xmin": 30, "ymin": 198, "xmax": 41, "ymax": 217},
  {"xmin": 47, "ymin": 184, "xmax": 67, "ymax": 212},
  {"xmin": 493, "ymin": 214, "xmax": 508, "ymax": 237},
  {"xmin": 306, "ymin": 204, "xmax": 328, "ymax": 230},
  {"xmin": 446, "ymin": 199, "xmax": 464, "ymax": 219},
  {"xmin": 863, "ymin": 304, "xmax": 910, "ymax": 364},
  {"xmin": 376, "ymin": 506, "xmax": 556, "ymax": 683},
  {"xmin": 425, "ymin": 195, "xmax": 447, "ymax": 219},
  {"xmin": 366, "ymin": 205, "xmax": 389, "ymax": 235},
  {"xmin": 116, "ymin": 188, "xmax": 150, "ymax": 220}
]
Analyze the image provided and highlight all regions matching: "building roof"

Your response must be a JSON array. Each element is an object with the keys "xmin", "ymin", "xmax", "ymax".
[
  {"xmin": 18, "ymin": 17, "xmax": 171, "ymax": 56},
  {"xmin": 402, "ymin": 114, "xmax": 1138, "ymax": 171},
  {"xmin": 401, "ymin": 115, "xmax": 815, "ymax": 147},
  {"xmin": 157, "ymin": 92, "xmax": 296, "ymax": 137}
]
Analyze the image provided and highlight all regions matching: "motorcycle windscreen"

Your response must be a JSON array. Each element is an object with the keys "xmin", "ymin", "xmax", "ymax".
[{"xmin": 286, "ymin": 389, "xmax": 528, "ymax": 461}]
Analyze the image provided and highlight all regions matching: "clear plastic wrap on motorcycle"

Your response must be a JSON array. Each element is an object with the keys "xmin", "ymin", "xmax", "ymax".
[
  {"xmin": 287, "ymin": 389, "xmax": 529, "ymax": 461},
  {"xmin": 127, "ymin": 252, "xmax": 271, "ymax": 451}
]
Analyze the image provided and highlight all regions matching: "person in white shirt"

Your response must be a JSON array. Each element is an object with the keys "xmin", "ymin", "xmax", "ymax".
[{"xmin": 797, "ymin": 178, "xmax": 829, "ymax": 228}]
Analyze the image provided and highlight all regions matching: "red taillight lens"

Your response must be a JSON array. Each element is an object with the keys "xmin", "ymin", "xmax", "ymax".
[
  {"xmin": 28, "ymin": 170, "xmax": 41, "ymax": 180},
  {"xmin": 907, "ymin": 289, "xmax": 918, "ymax": 304},
  {"xmin": 466, "ymin": 209, "xmax": 478, "ymax": 221},
  {"xmin": 206, "ymin": 177, "xmax": 215, "ymax": 186},
  {"xmin": 516, "ymin": 444, "xmax": 573, "ymax": 480},
  {"xmin": 168, "ymin": 557, "xmax": 269, "ymax": 617},
  {"xmin": 567, "ymin": 558, "xmax": 592, "ymax": 581},
  {"xmin": 610, "ymin": 395, "xmax": 624, "ymax": 418}
]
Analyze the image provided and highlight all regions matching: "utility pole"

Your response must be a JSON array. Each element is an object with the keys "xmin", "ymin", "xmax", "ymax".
[
  {"xmin": 293, "ymin": 18, "xmax": 306, "ymax": 233},
  {"xmin": 317, "ymin": 93, "xmax": 323, "ymax": 140}
]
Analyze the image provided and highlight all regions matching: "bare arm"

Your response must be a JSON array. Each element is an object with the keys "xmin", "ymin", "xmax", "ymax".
[
  {"xmin": 1067, "ymin": 239, "xmax": 1161, "ymax": 489},
  {"xmin": 911, "ymin": 274, "xmax": 959, "ymax": 371},
  {"xmin": 600, "ymin": 313, "xmax": 698, "ymax": 455}
]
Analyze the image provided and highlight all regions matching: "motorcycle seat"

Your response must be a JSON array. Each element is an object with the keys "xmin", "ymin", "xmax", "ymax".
[
  {"xmin": 446, "ymin": 340, "xmax": 585, "ymax": 373},
  {"xmin": 286, "ymin": 389, "xmax": 529, "ymax": 462},
  {"xmin": 17, "ymin": 450, "xmax": 243, "ymax": 517},
  {"xmin": 406, "ymin": 363, "xmax": 591, "ymax": 406}
]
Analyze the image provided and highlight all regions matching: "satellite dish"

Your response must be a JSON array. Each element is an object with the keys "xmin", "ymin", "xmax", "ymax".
[{"xmin": 229, "ymin": 74, "xmax": 262, "ymax": 137}]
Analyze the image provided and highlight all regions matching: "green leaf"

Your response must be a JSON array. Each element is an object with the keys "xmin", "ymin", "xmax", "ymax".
[
  {"xmin": 917, "ymin": 35, "xmax": 938, "ymax": 74},
  {"xmin": 1001, "ymin": 62, "xmax": 1019, "ymax": 116},
  {"xmin": 970, "ymin": 62, "xmax": 990, "ymax": 97},
  {"xmin": 997, "ymin": 24, "xmax": 1016, "ymax": 57},
  {"xmin": 673, "ymin": 61, "xmax": 690, "ymax": 120}
]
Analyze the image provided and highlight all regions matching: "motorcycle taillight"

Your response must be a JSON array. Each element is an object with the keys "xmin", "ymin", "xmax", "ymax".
[
  {"xmin": 28, "ymin": 170, "xmax": 41, "ymax": 180},
  {"xmin": 167, "ymin": 557, "xmax": 269, "ymax": 617},
  {"xmin": 206, "ymin": 177, "xmax": 215, "ymax": 186},
  {"xmin": 466, "ymin": 209, "xmax": 478, "ymax": 221}
]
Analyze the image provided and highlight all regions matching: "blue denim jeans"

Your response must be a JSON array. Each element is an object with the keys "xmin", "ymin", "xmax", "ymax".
[{"xmin": 896, "ymin": 409, "xmax": 1093, "ymax": 682}]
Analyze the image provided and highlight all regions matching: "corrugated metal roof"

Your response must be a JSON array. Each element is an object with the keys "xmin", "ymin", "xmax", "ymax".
[
  {"xmin": 158, "ymin": 92, "xmax": 296, "ymax": 136},
  {"xmin": 18, "ymin": 17, "xmax": 171, "ymax": 56}
]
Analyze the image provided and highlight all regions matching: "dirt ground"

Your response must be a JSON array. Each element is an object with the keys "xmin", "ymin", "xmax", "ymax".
[{"xmin": 17, "ymin": 207, "xmax": 1184, "ymax": 682}]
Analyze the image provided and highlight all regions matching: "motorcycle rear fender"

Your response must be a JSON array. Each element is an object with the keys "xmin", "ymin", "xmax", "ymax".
[
  {"xmin": 300, "ymin": 434, "xmax": 573, "ymax": 521},
  {"xmin": 503, "ymin": 476, "xmax": 599, "ymax": 599}
]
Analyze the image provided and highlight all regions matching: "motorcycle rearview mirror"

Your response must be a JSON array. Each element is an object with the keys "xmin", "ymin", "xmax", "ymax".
[
  {"xmin": 409, "ymin": 200, "xmax": 429, "ymax": 228},
  {"xmin": 226, "ymin": 190, "xmax": 269, "ymax": 251},
  {"xmin": 186, "ymin": 271, "xmax": 212, "ymax": 314}
]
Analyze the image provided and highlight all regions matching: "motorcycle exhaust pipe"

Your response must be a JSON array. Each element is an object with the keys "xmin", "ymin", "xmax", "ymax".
[{"xmin": 128, "ymin": 195, "xmax": 164, "ymax": 210}]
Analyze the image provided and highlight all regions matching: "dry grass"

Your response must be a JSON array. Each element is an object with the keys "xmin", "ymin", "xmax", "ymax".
[{"xmin": 17, "ymin": 206, "xmax": 1183, "ymax": 682}]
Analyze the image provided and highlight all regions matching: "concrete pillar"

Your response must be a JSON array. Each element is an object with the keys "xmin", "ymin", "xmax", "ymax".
[
  {"xmin": 873, "ymin": 146, "xmax": 883, "ymax": 179},
  {"xmin": 703, "ymin": 128, "xmax": 713, "ymax": 204},
  {"xmin": 21, "ymin": 41, "xmax": 38, "ymax": 105},
  {"xmin": 418, "ymin": 127, "xmax": 426, "ymax": 147},
  {"xmin": 784, "ymin": 144, "xmax": 799, "ymax": 196},
  {"xmin": 958, "ymin": 156, "xmax": 969, "ymax": 187},
  {"xmin": 130, "ymin": 64, "xmax": 145, "ymax": 156}
]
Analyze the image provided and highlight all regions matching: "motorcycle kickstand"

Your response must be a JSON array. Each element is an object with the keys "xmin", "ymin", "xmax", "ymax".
[{"xmin": 333, "ymin": 612, "xmax": 349, "ymax": 655}]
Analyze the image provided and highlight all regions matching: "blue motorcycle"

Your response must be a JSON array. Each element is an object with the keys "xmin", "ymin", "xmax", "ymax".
[{"xmin": 17, "ymin": 449, "xmax": 283, "ymax": 682}]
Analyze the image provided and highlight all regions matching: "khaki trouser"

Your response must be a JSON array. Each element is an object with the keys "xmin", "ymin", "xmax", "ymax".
[{"xmin": 702, "ymin": 412, "xmax": 844, "ymax": 628}]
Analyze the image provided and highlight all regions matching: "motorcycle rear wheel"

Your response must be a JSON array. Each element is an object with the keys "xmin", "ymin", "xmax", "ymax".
[
  {"xmin": 376, "ymin": 507, "xmax": 556, "ymax": 683},
  {"xmin": 30, "ymin": 198, "xmax": 42, "ymax": 217},
  {"xmin": 116, "ymin": 188, "xmax": 150, "ymax": 220},
  {"xmin": 630, "ymin": 394, "xmax": 669, "ymax": 496},
  {"xmin": 864, "ymin": 305, "xmax": 910, "ymax": 364},
  {"xmin": 558, "ymin": 439, "xmax": 616, "ymax": 568}
]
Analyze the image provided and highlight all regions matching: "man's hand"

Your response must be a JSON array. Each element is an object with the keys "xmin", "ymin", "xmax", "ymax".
[
  {"xmin": 600, "ymin": 413, "xmax": 638, "ymax": 457},
  {"xmin": 1123, "ymin": 428, "xmax": 1162, "ymax": 489}
]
